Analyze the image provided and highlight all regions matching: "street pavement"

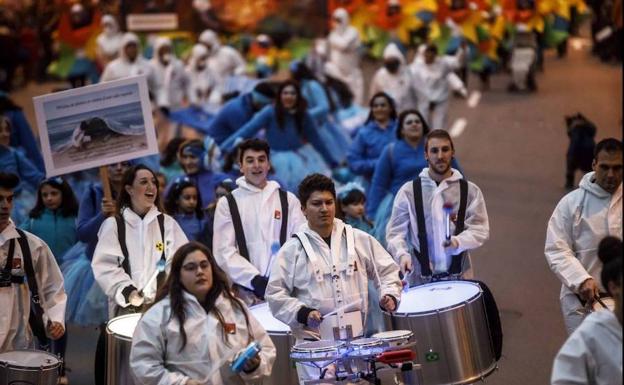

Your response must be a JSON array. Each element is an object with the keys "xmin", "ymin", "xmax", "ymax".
[{"xmin": 10, "ymin": 34, "xmax": 622, "ymax": 385}]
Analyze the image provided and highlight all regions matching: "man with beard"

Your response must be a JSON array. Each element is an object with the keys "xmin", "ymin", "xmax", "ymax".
[{"xmin": 386, "ymin": 129, "xmax": 489, "ymax": 286}]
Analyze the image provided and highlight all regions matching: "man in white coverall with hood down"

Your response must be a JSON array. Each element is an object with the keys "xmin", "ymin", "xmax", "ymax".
[
  {"xmin": 266, "ymin": 173, "xmax": 402, "ymax": 384},
  {"xmin": 100, "ymin": 32, "xmax": 157, "ymax": 88},
  {"xmin": 213, "ymin": 139, "xmax": 306, "ymax": 305},
  {"xmin": 545, "ymin": 138, "xmax": 623, "ymax": 334}
]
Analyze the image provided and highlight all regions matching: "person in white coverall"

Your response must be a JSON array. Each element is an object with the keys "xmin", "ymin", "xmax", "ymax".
[
  {"xmin": 100, "ymin": 32, "xmax": 157, "ymax": 89},
  {"xmin": 92, "ymin": 165, "xmax": 187, "ymax": 317},
  {"xmin": 213, "ymin": 139, "xmax": 306, "ymax": 305},
  {"xmin": 410, "ymin": 44, "xmax": 467, "ymax": 130},
  {"xmin": 0, "ymin": 172, "xmax": 66, "ymax": 352},
  {"xmin": 130, "ymin": 242, "xmax": 276, "ymax": 385},
  {"xmin": 551, "ymin": 236, "xmax": 623, "ymax": 385},
  {"xmin": 149, "ymin": 36, "xmax": 188, "ymax": 111},
  {"xmin": 327, "ymin": 8, "xmax": 365, "ymax": 106},
  {"xmin": 545, "ymin": 138, "xmax": 623, "ymax": 334},
  {"xmin": 386, "ymin": 130, "xmax": 489, "ymax": 286},
  {"xmin": 369, "ymin": 43, "xmax": 420, "ymax": 112},
  {"xmin": 95, "ymin": 14, "xmax": 123, "ymax": 69},
  {"xmin": 266, "ymin": 173, "xmax": 402, "ymax": 384},
  {"xmin": 185, "ymin": 44, "xmax": 218, "ymax": 110}
]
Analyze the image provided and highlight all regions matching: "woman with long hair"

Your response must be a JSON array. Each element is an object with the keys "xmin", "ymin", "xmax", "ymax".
[
  {"xmin": 130, "ymin": 242, "xmax": 276, "ymax": 385},
  {"xmin": 221, "ymin": 80, "xmax": 336, "ymax": 191},
  {"xmin": 92, "ymin": 164, "xmax": 188, "ymax": 316},
  {"xmin": 367, "ymin": 109, "xmax": 462, "ymax": 245}
]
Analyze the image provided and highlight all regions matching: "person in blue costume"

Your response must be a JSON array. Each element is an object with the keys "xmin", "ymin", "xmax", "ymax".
[
  {"xmin": 159, "ymin": 137, "xmax": 185, "ymax": 183},
  {"xmin": 1, "ymin": 93, "xmax": 45, "ymax": 172},
  {"xmin": 322, "ymin": 62, "xmax": 369, "ymax": 137},
  {"xmin": 171, "ymin": 139, "xmax": 228, "ymax": 209},
  {"xmin": 0, "ymin": 116, "xmax": 44, "ymax": 224},
  {"xmin": 205, "ymin": 82, "xmax": 277, "ymax": 145},
  {"xmin": 347, "ymin": 92, "xmax": 398, "ymax": 185},
  {"xmin": 164, "ymin": 176, "xmax": 209, "ymax": 245},
  {"xmin": 20, "ymin": 176, "xmax": 78, "ymax": 381},
  {"xmin": 221, "ymin": 80, "xmax": 337, "ymax": 192},
  {"xmin": 367, "ymin": 109, "xmax": 461, "ymax": 246},
  {"xmin": 290, "ymin": 60, "xmax": 350, "ymax": 165}
]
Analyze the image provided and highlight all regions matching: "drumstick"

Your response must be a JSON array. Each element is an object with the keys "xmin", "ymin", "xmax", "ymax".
[
  {"xmin": 443, "ymin": 202, "xmax": 453, "ymax": 246},
  {"xmin": 322, "ymin": 299, "xmax": 362, "ymax": 319},
  {"xmin": 595, "ymin": 296, "xmax": 609, "ymax": 309}
]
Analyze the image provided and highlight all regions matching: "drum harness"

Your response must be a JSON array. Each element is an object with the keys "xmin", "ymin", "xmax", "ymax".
[
  {"xmin": 1, "ymin": 229, "xmax": 50, "ymax": 348},
  {"xmin": 412, "ymin": 177, "xmax": 468, "ymax": 282}
]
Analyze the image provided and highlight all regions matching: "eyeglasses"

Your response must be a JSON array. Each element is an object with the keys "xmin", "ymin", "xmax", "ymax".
[{"xmin": 182, "ymin": 260, "xmax": 211, "ymax": 272}]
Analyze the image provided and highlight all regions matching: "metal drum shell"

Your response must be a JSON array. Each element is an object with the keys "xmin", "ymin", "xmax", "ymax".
[
  {"xmin": 0, "ymin": 350, "xmax": 60, "ymax": 385},
  {"xmin": 385, "ymin": 282, "xmax": 497, "ymax": 385},
  {"xmin": 106, "ymin": 313, "xmax": 140, "ymax": 385}
]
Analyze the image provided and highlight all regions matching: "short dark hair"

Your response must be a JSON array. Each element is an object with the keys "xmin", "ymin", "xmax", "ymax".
[
  {"xmin": 339, "ymin": 188, "xmax": 366, "ymax": 206},
  {"xmin": 425, "ymin": 129, "xmax": 455, "ymax": 152},
  {"xmin": 116, "ymin": 164, "xmax": 162, "ymax": 214},
  {"xmin": 365, "ymin": 92, "xmax": 397, "ymax": 123},
  {"xmin": 594, "ymin": 138, "xmax": 623, "ymax": 158},
  {"xmin": 253, "ymin": 81, "xmax": 277, "ymax": 99},
  {"xmin": 0, "ymin": 172, "xmax": 19, "ymax": 189},
  {"xmin": 237, "ymin": 138, "xmax": 271, "ymax": 163},
  {"xmin": 298, "ymin": 173, "xmax": 336, "ymax": 207},
  {"xmin": 397, "ymin": 109, "xmax": 430, "ymax": 140},
  {"xmin": 425, "ymin": 44, "xmax": 438, "ymax": 55},
  {"xmin": 30, "ymin": 177, "xmax": 79, "ymax": 218},
  {"xmin": 598, "ymin": 236, "xmax": 623, "ymax": 294}
]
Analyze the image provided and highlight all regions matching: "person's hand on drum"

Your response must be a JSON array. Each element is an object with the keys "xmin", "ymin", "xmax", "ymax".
[
  {"xmin": 578, "ymin": 278, "xmax": 599, "ymax": 304},
  {"xmin": 47, "ymin": 321, "xmax": 65, "ymax": 340},
  {"xmin": 380, "ymin": 295, "xmax": 397, "ymax": 312},
  {"xmin": 399, "ymin": 255, "xmax": 412, "ymax": 276},
  {"xmin": 307, "ymin": 310, "xmax": 322, "ymax": 328}
]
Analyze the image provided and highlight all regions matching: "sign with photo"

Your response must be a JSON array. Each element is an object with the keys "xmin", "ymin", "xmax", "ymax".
[{"xmin": 33, "ymin": 75, "xmax": 158, "ymax": 177}]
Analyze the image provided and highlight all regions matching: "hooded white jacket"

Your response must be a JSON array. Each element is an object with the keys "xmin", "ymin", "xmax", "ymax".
[
  {"xmin": 266, "ymin": 218, "xmax": 402, "ymax": 341},
  {"xmin": 545, "ymin": 172, "xmax": 622, "ymax": 331},
  {"xmin": 149, "ymin": 37, "xmax": 188, "ymax": 109},
  {"xmin": 551, "ymin": 310, "xmax": 622, "ymax": 385},
  {"xmin": 130, "ymin": 291, "xmax": 276, "ymax": 385},
  {"xmin": 410, "ymin": 48, "xmax": 464, "ymax": 103},
  {"xmin": 100, "ymin": 33, "xmax": 158, "ymax": 92},
  {"xmin": 96, "ymin": 14, "xmax": 123, "ymax": 65},
  {"xmin": 0, "ymin": 221, "xmax": 67, "ymax": 351},
  {"xmin": 92, "ymin": 206, "xmax": 187, "ymax": 313},
  {"xmin": 213, "ymin": 178, "xmax": 305, "ymax": 289},
  {"xmin": 198, "ymin": 29, "xmax": 246, "ymax": 102},
  {"xmin": 386, "ymin": 168, "xmax": 489, "ymax": 283},
  {"xmin": 369, "ymin": 43, "xmax": 419, "ymax": 111},
  {"xmin": 186, "ymin": 44, "xmax": 218, "ymax": 107}
]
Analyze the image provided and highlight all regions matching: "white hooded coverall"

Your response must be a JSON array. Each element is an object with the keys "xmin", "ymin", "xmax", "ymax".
[
  {"xmin": 545, "ymin": 172, "xmax": 622, "ymax": 334},
  {"xmin": 100, "ymin": 32, "xmax": 157, "ymax": 87},
  {"xmin": 386, "ymin": 168, "xmax": 490, "ymax": 286},
  {"xmin": 213, "ymin": 178, "xmax": 306, "ymax": 290},
  {"xmin": 185, "ymin": 43, "xmax": 218, "ymax": 109},
  {"xmin": 0, "ymin": 221, "xmax": 67, "ymax": 352},
  {"xmin": 369, "ymin": 43, "xmax": 420, "ymax": 112},
  {"xmin": 130, "ymin": 291, "xmax": 276, "ymax": 385},
  {"xmin": 149, "ymin": 36, "xmax": 188, "ymax": 109},
  {"xmin": 95, "ymin": 14, "xmax": 123, "ymax": 68}
]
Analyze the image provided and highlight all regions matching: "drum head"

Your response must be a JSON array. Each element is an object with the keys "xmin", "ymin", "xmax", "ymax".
[
  {"xmin": 0, "ymin": 350, "xmax": 60, "ymax": 369},
  {"xmin": 249, "ymin": 302, "xmax": 291, "ymax": 334},
  {"xmin": 395, "ymin": 281, "xmax": 481, "ymax": 315},
  {"xmin": 350, "ymin": 338, "xmax": 382, "ymax": 348},
  {"xmin": 348, "ymin": 338, "xmax": 385, "ymax": 358},
  {"xmin": 372, "ymin": 330, "xmax": 413, "ymax": 342},
  {"xmin": 107, "ymin": 313, "xmax": 142, "ymax": 339},
  {"xmin": 292, "ymin": 340, "xmax": 344, "ymax": 353}
]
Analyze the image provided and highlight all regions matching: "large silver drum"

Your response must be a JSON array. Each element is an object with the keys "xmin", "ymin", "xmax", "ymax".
[
  {"xmin": 249, "ymin": 302, "xmax": 297, "ymax": 385},
  {"xmin": 385, "ymin": 281, "xmax": 496, "ymax": 385},
  {"xmin": 106, "ymin": 313, "xmax": 141, "ymax": 385},
  {"xmin": 0, "ymin": 349, "xmax": 60, "ymax": 385}
]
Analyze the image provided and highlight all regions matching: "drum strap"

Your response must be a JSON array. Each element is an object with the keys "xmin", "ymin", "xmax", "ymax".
[
  {"xmin": 293, "ymin": 232, "xmax": 327, "ymax": 282},
  {"xmin": 15, "ymin": 229, "xmax": 49, "ymax": 344},
  {"xmin": 412, "ymin": 178, "xmax": 468, "ymax": 276}
]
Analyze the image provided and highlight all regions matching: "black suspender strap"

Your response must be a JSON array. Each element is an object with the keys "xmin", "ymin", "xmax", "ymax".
[
  {"xmin": 412, "ymin": 178, "xmax": 432, "ymax": 277},
  {"xmin": 448, "ymin": 179, "xmax": 468, "ymax": 275},
  {"xmin": 225, "ymin": 193, "xmax": 250, "ymax": 261},
  {"xmin": 15, "ymin": 229, "xmax": 48, "ymax": 343},
  {"xmin": 115, "ymin": 215, "xmax": 131, "ymax": 276},
  {"xmin": 2, "ymin": 238, "xmax": 15, "ymax": 276},
  {"xmin": 278, "ymin": 189, "xmax": 289, "ymax": 246}
]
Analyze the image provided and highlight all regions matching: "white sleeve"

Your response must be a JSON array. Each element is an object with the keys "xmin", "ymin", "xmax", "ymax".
[
  {"xmin": 266, "ymin": 241, "xmax": 311, "ymax": 329},
  {"xmin": 186, "ymin": 70, "xmax": 198, "ymax": 106},
  {"xmin": 329, "ymin": 28, "xmax": 359, "ymax": 51},
  {"xmin": 287, "ymin": 193, "xmax": 306, "ymax": 234},
  {"xmin": 544, "ymin": 197, "xmax": 592, "ymax": 292},
  {"xmin": 385, "ymin": 184, "xmax": 415, "ymax": 263},
  {"xmin": 454, "ymin": 184, "xmax": 490, "ymax": 254},
  {"xmin": 212, "ymin": 197, "xmax": 261, "ymax": 289},
  {"xmin": 239, "ymin": 307, "xmax": 277, "ymax": 383},
  {"xmin": 130, "ymin": 307, "xmax": 190, "ymax": 385},
  {"xmin": 229, "ymin": 49, "xmax": 247, "ymax": 76},
  {"xmin": 91, "ymin": 218, "xmax": 136, "ymax": 307},
  {"xmin": 33, "ymin": 240, "xmax": 67, "ymax": 328},
  {"xmin": 358, "ymin": 232, "xmax": 402, "ymax": 302},
  {"xmin": 551, "ymin": 331, "xmax": 593, "ymax": 385}
]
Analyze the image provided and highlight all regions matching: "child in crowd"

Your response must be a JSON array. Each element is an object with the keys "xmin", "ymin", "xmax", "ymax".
[
  {"xmin": 165, "ymin": 176, "xmax": 209, "ymax": 245},
  {"xmin": 338, "ymin": 182, "xmax": 374, "ymax": 235}
]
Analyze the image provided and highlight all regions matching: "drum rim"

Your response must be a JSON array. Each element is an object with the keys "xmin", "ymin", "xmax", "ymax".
[
  {"xmin": 106, "ymin": 313, "xmax": 142, "ymax": 340},
  {"xmin": 371, "ymin": 329, "xmax": 413, "ymax": 341},
  {"xmin": 0, "ymin": 349, "xmax": 61, "ymax": 370},
  {"xmin": 349, "ymin": 337, "xmax": 383, "ymax": 347},
  {"xmin": 292, "ymin": 340, "xmax": 345, "ymax": 353},
  {"xmin": 392, "ymin": 281, "xmax": 483, "ymax": 316}
]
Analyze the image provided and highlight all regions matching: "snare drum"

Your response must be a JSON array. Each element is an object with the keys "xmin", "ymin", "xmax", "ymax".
[
  {"xmin": 347, "ymin": 337, "xmax": 385, "ymax": 373},
  {"xmin": 372, "ymin": 330, "xmax": 414, "ymax": 347},
  {"xmin": 106, "ymin": 313, "xmax": 141, "ymax": 385},
  {"xmin": 0, "ymin": 349, "xmax": 60, "ymax": 385},
  {"xmin": 249, "ymin": 302, "xmax": 297, "ymax": 385},
  {"xmin": 386, "ymin": 281, "xmax": 497, "ymax": 385},
  {"xmin": 290, "ymin": 340, "xmax": 345, "ymax": 368}
]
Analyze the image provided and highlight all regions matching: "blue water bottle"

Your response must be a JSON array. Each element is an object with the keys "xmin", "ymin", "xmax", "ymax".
[{"xmin": 231, "ymin": 341, "xmax": 262, "ymax": 373}]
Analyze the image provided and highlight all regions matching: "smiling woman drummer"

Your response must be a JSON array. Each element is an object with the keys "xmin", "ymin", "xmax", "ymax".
[
  {"xmin": 92, "ymin": 164, "xmax": 188, "ymax": 316},
  {"xmin": 130, "ymin": 241, "xmax": 276, "ymax": 385}
]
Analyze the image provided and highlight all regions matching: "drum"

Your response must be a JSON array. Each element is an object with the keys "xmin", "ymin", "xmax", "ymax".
[
  {"xmin": 106, "ymin": 313, "xmax": 141, "ymax": 385},
  {"xmin": 347, "ymin": 337, "xmax": 385, "ymax": 373},
  {"xmin": 0, "ymin": 349, "xmax": 61, "ymax": 385},
  {"xmin": 385, "ymin": 281, "xmax": 497, "ymax": 385},
  {"xmin": 372, "ymin": 330, "xmax": 414, "ymax": 347},
  {"xmin": 249, "ymin": 302, "xmax": 297, "ymax": 385},
  {"xmin": 290, "ymin": 340, "xmax": 346, "ymax": 368}
]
